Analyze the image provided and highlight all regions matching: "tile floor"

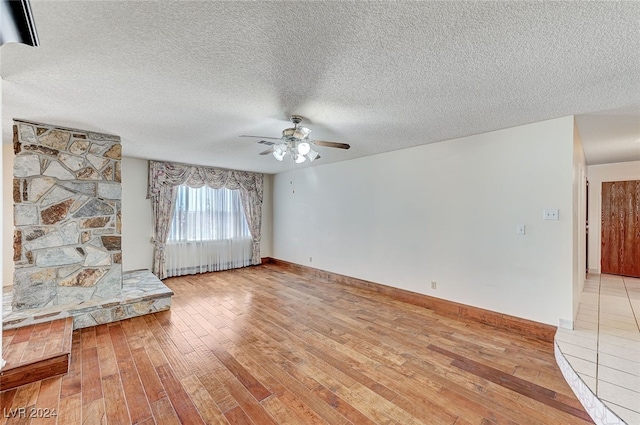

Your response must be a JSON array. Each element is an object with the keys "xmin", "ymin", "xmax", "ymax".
[{"xmin": 556, "ymin": 273, "xmax": 640, "ymax": 425}]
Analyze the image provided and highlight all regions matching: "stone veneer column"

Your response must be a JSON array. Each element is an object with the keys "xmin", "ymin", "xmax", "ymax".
[{"xmin": 12, "ymin": 120, "xmax": 122, "ymax": 310}]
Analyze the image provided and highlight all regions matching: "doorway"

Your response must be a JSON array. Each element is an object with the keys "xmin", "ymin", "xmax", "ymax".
[{"xmin": 601, "ymin": 180, "xmax": 640, "ymax": 277}]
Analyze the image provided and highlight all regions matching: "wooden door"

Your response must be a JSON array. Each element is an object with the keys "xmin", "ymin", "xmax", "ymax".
[{"xmin": 601, "ymin": 180, "xmax": 640, "ymax": 277}]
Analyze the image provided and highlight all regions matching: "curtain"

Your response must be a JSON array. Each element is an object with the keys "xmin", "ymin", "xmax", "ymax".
[
  {"xmin": 150, "ymin": 184, "xmax": 177, "ymax": 279},
  {"xmin": 148, "ymin": 161, "xmax": 263, "ymax": 279},
  {"xmin": 165, "ymin": 186, "xmax": 253, "ymax": 277}
]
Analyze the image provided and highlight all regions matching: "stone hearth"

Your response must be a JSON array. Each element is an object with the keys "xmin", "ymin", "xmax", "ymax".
[{"xmin": 3, "ymin": 269, "xmax": 173, "ymax": 330}]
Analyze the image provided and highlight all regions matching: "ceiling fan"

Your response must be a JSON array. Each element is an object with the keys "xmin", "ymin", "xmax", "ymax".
[{"xmin": 240, "ymin": 115, "xmax": 350, "ymax": 164}]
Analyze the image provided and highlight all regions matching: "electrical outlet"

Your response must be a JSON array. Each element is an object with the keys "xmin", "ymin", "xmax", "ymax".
[
  {"xmin": 543, "ymin": 209, "xmax": 559, "ymax": 220},
  {"xmin": 431, "ymin": 281, "xmax": 437, "ymax": 289},
  {"xmin": 309, "ymin": 257, "xmax": 312, "ymax": 263}
]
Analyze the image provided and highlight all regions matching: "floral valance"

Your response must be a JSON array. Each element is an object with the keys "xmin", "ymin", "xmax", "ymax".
[{"xmin": 148, "ymin": 161, "xmax": 262, "ymax": 199}]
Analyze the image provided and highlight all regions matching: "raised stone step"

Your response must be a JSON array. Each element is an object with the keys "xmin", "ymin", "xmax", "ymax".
[{"xmin": 3, "ymin": 269, "xmax": 173, "ymax": 330}]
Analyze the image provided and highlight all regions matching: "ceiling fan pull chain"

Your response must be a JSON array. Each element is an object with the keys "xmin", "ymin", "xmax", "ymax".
[{"xmin": 290, "ymin": 154, "xmax": 296, "ymax": 194}]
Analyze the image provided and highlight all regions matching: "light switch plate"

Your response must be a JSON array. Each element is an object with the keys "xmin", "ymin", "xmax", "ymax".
[
  {"xmin": 543, "ymin": 209, "xmax": 559, "ymax": 220},
  {"xmin": 516, "ymin": 224, "xmax": 526, "ymax": 235}
]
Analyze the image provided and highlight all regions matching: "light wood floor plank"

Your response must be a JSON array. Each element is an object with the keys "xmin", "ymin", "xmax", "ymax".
[
  {"xmin": 101, "ymin": 373, "xmax": 130, "ymax": 425},
  {"xmin": 80, "ymin": 347, "xmax": 101, "ymax": 406},
  {"xmin": 29, "ymin": 377, "xmax": 61, "ymax": 425},
  {"xmin": 108, "ymin": 325, "xmax": 153, "ymax": 424},
  {"xmin": 180, "ymin": 374, "xmax": 230, "ymax": 425},
  {"xmin": 154, "ymin": 364, "xmax": 205, "ymax": 425},
  {"xmin": 56, "ymin": 393, "xmax": 80, "ymax": 425},
  {"xmin": 260, "ymin": 391, "xmax": 308, "ymax": 425},
  {"xmin": 150, "ymin": 397, "xmax": 181, "ymax": 425},
  {"xmin": 59, "ymin": 333, "xmax": 81, "ymax": 400},
  {"xmin": 81, "ymin": 398, "xmax": 106, "ymax": 425}
]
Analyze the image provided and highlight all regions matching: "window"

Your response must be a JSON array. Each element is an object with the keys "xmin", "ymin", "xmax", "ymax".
[{"xmin": 168, "ymin": 185, "xmax": 251, "ymax": 242}]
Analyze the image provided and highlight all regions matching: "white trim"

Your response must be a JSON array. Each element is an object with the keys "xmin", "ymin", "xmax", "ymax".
[{"xmin": 558, "ymin": 318, "xmax": 574, "ymax": 330}]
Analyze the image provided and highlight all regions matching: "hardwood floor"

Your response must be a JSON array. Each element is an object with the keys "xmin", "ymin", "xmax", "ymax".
[
  {"xmin": 1, "ymin": 318, "xmax": 72, "ymax": 392},
  {"xmin": 0, "ymin": 264, "xmax": 593, "ymax": 424}
]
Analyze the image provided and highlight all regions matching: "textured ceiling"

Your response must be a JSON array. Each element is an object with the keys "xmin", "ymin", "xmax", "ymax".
[{"xmin": 1, "ymin": 1, "xmax": 639, "ymax": 174}]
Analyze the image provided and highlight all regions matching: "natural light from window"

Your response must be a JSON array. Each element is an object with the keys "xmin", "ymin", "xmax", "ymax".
[{"xmin": 168, "ymin": 185, "xmax": 250, "ymax": 242}]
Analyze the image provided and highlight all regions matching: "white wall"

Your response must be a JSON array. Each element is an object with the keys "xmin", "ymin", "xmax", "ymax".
[
  {"xmin": 2, "ymin": 144, "xmax": 12, "ymax": 287},
  {"xmin": 121, "ymin": 157, "xmax": 154, "ymax": 272},
  {"xmin": 273, "ymin": 117, "xmax": 576, "ymax": 326},
  {"xmin": 261, "ymin": 174, "xmax": 273, "ymax": 257},
  {"xmin": 587, "ymin": 160, "xmax": 640, "ymax": 274}
]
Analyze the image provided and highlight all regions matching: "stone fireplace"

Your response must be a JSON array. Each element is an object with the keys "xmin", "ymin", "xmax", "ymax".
[
  {"xmin": 5, "ymin": 119, "xmax": 171, "ymax": 330},
  {"xmin": 13, "ymin": 120, "xmax": 122, "ymax": 309}
]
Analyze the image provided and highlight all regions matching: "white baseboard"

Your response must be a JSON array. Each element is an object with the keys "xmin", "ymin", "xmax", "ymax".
[{"xmin": 558, "ymin": 318, "xmax": 574, "ymax": 330}]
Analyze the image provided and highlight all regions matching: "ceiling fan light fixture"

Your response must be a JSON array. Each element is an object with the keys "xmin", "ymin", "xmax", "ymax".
[
  {"xmin": 297, "ymin": 141, "xmax": 311, "ymax": 155},
  {"xmin": 246, "ymin": 115, "xmax": 350, "ymax": 166},
  {"xmin": 293, "ymin": 126, "xmax": 311, "ymax": 140}
]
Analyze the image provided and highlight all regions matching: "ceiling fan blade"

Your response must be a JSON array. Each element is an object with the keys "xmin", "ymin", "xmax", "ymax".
[
  {"xmin": 312, "ymin": 140, "xmax": 351, "ymax": 150},
  {"xmin": 240, "ymin": 135, "xmax": 281, "ymax": 140},
  {"xmin": 259, "ymin": 148, "xmax": 274, "ymax": 155},
  {"xmin": 257, "ymin": 140, "xmax": 276, "ymax": 146}
]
